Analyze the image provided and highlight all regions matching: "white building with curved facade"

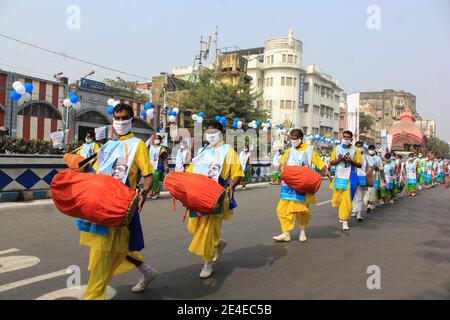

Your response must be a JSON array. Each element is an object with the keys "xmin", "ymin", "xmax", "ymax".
[{"xmin": 242, "ymin": 30, "xmax": 342, "ymax": 138}]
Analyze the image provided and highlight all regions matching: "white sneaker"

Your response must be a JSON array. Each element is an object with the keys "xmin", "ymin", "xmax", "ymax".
[
  {"xmin": 213, "ymin": 240, "xmax": 227, "ymax": 263},
  {"xmin": 357, "ymin": 213, "xmax": 364, "ymax": 221},
  {"xmin": 273, "ymin": 232, "xmax": 291, "ymax": 242},
  {"xmin": 342, "ymin": 221, "xmax": 350, "ymax": 231},
  {"xmin": 242, "ymin": 187, "xmax": 247, "ymax": 190},
  {"xmin": 299, "ymin": 231, "xmax": 308, "ymax": 242},
  {"xmin": 351, "ymin": 212, "xmax": 357, "ymax": 218},
  {"xmin": 389, "ymin": 199, "xmax": 395, "ymax": 204},
  {"xmin": 151, "ymin": 195, "xmax": 159, "ymax": 200},
  {"xmin": 199, "ymin": 263, "xmax": 213, "ymax": 279},
  {"xmin": 131, "ymin": 269, "xmax": 158, "ymax": 293}
]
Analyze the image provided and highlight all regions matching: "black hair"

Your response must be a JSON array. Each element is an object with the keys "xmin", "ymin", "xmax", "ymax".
[
  {"xmin": 368, "ymin": 144, "xmax": 376, "ymax": 150},
  {"xmin": 355, "ymin": 141, "xmax": 363, "ymax": 146},
  {"xmin": 385, "ymin": 152, "xmax": 392, "ymax": 159},
  {"xmin": 343, "ymin": 130, "xmax": 353, "ymax": 138},
  {"xmin": 207, "ymin": 120, "xmax": 224, "ymax": 132},
  {"xmin": 113, "ymin": 103, "xmax": 134, "ymax": 119},
  {"xmin": 290, "ymin": 129, "xmax": 304, "ymax": 139}
]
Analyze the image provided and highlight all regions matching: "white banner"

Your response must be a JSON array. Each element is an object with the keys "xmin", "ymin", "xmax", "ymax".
[{"xmin": 95, "ymin": 126, "xmax": 106, "ymax": 141}]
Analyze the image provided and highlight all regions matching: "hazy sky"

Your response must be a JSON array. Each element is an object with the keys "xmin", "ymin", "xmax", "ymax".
[{"xmin": 1, "ymin": 0, "xmax": 449, "ymax": 140}]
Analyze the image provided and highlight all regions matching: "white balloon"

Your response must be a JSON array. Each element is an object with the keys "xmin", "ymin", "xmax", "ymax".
[
  {"xmin": 23, "ymin": 93, "xmax": 31, "ymax": 103},
  {"xmin": 73, "ymin": 102, "xmax": 81, "ymax": 111},
  {"xmin": 113, "ymin": 101, "xmax": 120, "ymax": 107},
  {"xmin": 146, "ymin": 109, "xmax": 154, "ymax": 117},
  {"xmin": 107, "ymin": 98, "xmax": 115, "ymax": 106},
  {"xmin": 192, "ymin": 114, "xmax": 198, "ymax": 121},
  {"xmin": 173, "ymin": 108, "xmax": 179, "ymax": 114},
  {"xmin": 63, "ymin": 99, "xmax": 72, "ymax": 107},
  {"xmin": 196, "ymin": 116, "xmax": 203, "ymax": 123},
  {"xmin": 12, "ymin": 81, "xmax": 23, "ymax": 90},
  {"xmin": 169, "ymin": 115, "xmax": 177, "ymax": 123},
  {"xmin": 16, "ymin": 84, "xmax": 26, "ymax": 95}
]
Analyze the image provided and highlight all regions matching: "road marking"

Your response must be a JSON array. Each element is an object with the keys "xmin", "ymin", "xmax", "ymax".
[
  {"xmin": 0, "ymin": 269, "xmax": 67, "ymax": 293},
  {"xmin": 0, "ymin": 256, "xmax": 40, "ymax": 274},
  {"xmin": 0, "ymin": 248, "xmax": 20, "ymax": 255},
  {"xmin": 35, "ymin": 285, "xmax": 116, "ymax": 300},
  {"xmin": 317, "ymin": 200, "xmax": 332, "ymax": 206}
]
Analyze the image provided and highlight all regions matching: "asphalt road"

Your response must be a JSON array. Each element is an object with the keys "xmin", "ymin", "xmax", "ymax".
[{"xmin": 1, "ymin": 182, "xmax": 450, "ymax": 300}]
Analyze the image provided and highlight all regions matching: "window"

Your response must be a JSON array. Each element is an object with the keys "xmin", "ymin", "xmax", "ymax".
[
  {"xmin": 271, "ymin": 55, "xmax": 274, "ymax": 64},
  {"xmin": 294, "ymin": 78, "xmax": 297, "ymax": 87},
  {"xmin": 294, "ymin": 55, "xmax": 298, "ymax": 64},
  {"xmin": 334, "ymin": 113, "xmax": 339, "ymax": 121},
  {"xmin": 281, "ymin": 77, "xmax": 286, "ymax": 86},
  {"xmin": 305, "ymin": 83, "xmax": 309, "ymax": 92},
  {"xmin": 303, "ymin": 104, "xmax": 309, "ymax": 113},
  {"xmin": 280, "ymin": 100, "xmax": 285, "ymax": 109},
  {"xmin": 293, "ymin": 100, "xmax": 296, "ymax": 108},
  {"xmin": 314, "ymin": 105, "xmax": 320, "ymax": 114},
  {"xmin": 18, "ymin": 103, "xmax": 62, "ymax": 120},
  {"xmin": 270, "ymin": 77, "xmax": 273, "ymax": 86},
  {"xmin": 320, "ymin": 106, "xmax": 325, "ymax": 117},
  {"xmin": 287, "ymin": 55, "xmax": 294, "ymax": 63},
  {"xmin": 286, "ymin": 100, "xmax": 292, "ymax": 109},
  {"xmin": 282, "ymin": 54, "xmax": 287, "ymax": 63},
  {"xmin": 286, "ymin": 77, "xmax": 293, "ymax": 86}
]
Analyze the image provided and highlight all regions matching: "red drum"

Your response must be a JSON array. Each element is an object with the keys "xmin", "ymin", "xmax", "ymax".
[
  {"xmin": 281, "ymin": 166, "xmax": 322, "ymax": 194},
  {"xmin": 163, "ymin": 172, "xmax": 226, "ymax": 214},
  {"xmin": 51, "ymin": 170, "xmax": 139, "ymax": 227},
  {"xmin": 63, "ymin": 153, "xmax": 85, "ymax": 170}
]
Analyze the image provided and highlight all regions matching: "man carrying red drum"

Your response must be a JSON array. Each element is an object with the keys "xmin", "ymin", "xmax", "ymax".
[
  {"xmin": 79, "ymin": 103, "xmax": 157, "ymax": 300},
  {"xmin": 185, "ymin": 120, "xmax": 244, "ymax": 279},
  {"xmin": 273, "ymin": 129, "xmax": 330, "ymax": 243}
]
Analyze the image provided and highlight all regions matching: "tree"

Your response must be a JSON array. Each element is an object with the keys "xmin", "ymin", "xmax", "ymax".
[
  {"xmin": 104, "ymin": 77, "xmax": 149, "ymax": 102},
  {"xmin": 427, "ymin": 137, "xmax": 450, "ymax": 158},
  {"xmin": 178, "ymin": 69, "xmax": 268, "ymax": 126},
  {"xmin": 359, "ymin": 113, "xmax": 374, "ymax": 134}
]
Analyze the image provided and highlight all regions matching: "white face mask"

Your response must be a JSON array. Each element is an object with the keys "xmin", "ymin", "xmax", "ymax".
[
  {"xmin": 342, "ymin": 139, "xmax": 352, "ymax": 146},
  {"xmin": 205, "ymin": 131, "xmax": 223, "ymax": 146},
  {"xmin": 113, "ymin": 119, "xmax": 132, "ymax": 136},
  {"xmin": 369, "ymin": 150, "xmax": 376, "ymax": 156},
  {"xmin": 154, "ymin": 139, "xmax": 161, "ymax": 145},
  {"xmin": 85, "ymin": 138, "xmax": 93, "ymax": 143},
  {"xmin": 291, "ymin": 139, "xmax": 302, "ymax": 148}
]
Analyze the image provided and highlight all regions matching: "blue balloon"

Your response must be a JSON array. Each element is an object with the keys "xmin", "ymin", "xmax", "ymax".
[
  {"xmin": 215, "ymin": 116, "xmax": 221, "ymax": 121},
  {"xmin": 255, "ymin": 121, "xmax": 260, "ymax": 127},
  {"xmin": 199, "ymin": 112, "xmax": 205, "ymax": 118},
  {"xmin": 107, "ymin": 106, "xmax": 114, "ymax": 115},
  {"xmin": 70, "ymin": 95, "xmax": 79, "ymax": 104},
  {"xmin": 233, "ymin": 117, "xmax": 239, "ymax": 122},
  {"xmin": 141, "ymin": 110, "xmax": 147, "ymax": 117},
  {"xmin": 10, "ymin": 91, "xmax": 21, "ymax": 101},
  {"xmin": 24, "ymin": 83, "xmax": 33, "ymax": 94},
  {"xmin": 69, "ymin": 92, "xmax": 76, "ymax": 96},
  {"xmin": 144, "ymin": 103, "xmax": 152, "ymax": 111},
  {"xmin": 232, "ymin": 123, "xmax": 237, "ymax": 128}
]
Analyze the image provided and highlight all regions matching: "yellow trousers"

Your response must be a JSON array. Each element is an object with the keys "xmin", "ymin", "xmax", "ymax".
[
  {"xmin": 187, "ymin": 214, "xmax": 223, "ymax": 263},
  {"xmin": 80, "ymin": 228, "xmax": 144, "ymax": 300},
  {"xmin": 331, "ymin": 182, "xmax": 353, "ymax": 222},
  {"xmin": 276, "ymin": 196, "xmax": 316, "ymax": 232}
]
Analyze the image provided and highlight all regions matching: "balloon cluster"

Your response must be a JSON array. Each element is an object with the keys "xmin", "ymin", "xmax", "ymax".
[
  {"xmin": 276, "ymin": 124, "xmax": 287, "ymax": 135},
  {"xmin": 248, "ymin": 120, "xmax": 260, "ymax": 129},
  {"xmin": 106, "ymin": 98, "xmax": 121, "ymax": 115},
  {"xmin": 63, "ymin": 92, "xmax": 81, "ymax": 111},
  {"xmin": 261, "ymin": 121, "xmax": 272, "ymax": 132},
  {"xmin": 305, "ymin": 134, "xmax": 340, "ymax": 145},
  {"xmin": 139, "ymin": 102, "xmax": 155, "ymax": 120},
  {"xmin": 167, "ymin": 108, "xmax": 179, "ymax": 123},
  {"xmin": 192, "ymin": 112, "xmax": 205, "ymax": 124},
  {"xmin": 214, "ymin": 115, "xmax": 228, "ymax": 127},
  {"xmin": 231, "ymin": 117, "xmax": 243, "ymax": 129},
  {"xmin": 10, "ymin": 81, "xmax": 33, "ymax": 104}
]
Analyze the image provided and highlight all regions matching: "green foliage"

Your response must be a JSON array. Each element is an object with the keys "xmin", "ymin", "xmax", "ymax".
[
  {"xmin": 0, "ymin": 137, "xmax": 82, "ymax": 155},
  {"xmin": 359, "ymin": 113, "xmax": 374, "ymax": 133},
  {"xmin": 178, "ymin": 69, "xmax": 268, "ymax": 126},
  {"xmin": 427, "ymin": 137, "xmax": 450, "ymax": 158},
  {"xmin": 104, "ymin": 77, "xmax": 149, "ymax": 102}
]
